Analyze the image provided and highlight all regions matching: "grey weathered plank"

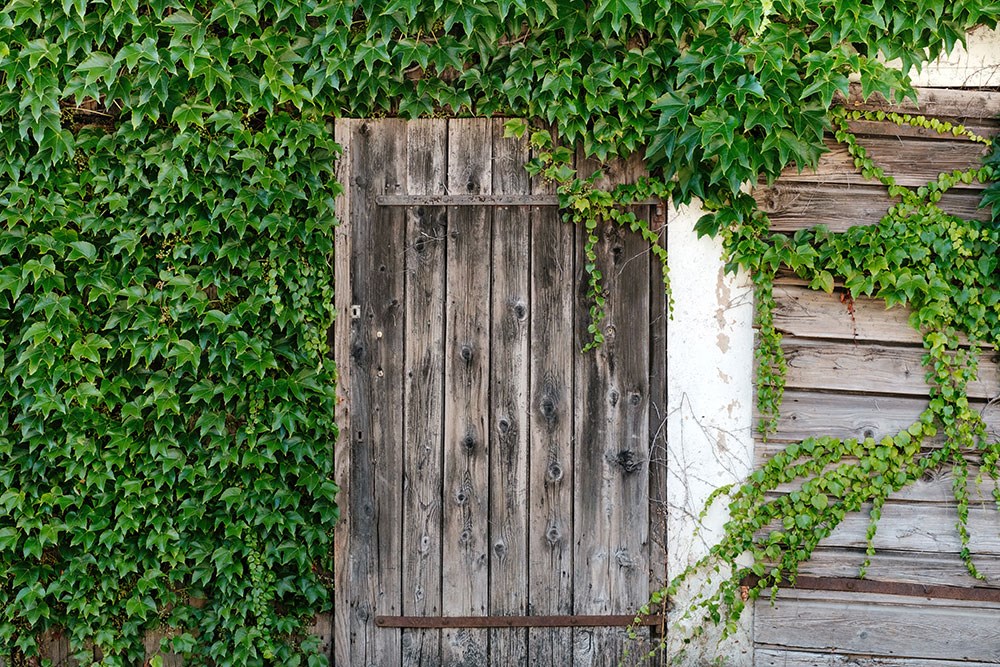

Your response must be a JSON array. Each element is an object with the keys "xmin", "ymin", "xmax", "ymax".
[
  {"xmin": 772, "ymin": 280, "xmax": 922, "ymax": 344},
  {"xmin": 332, "ymin": 118, "xmax": 355, "ymax": 667},
  {"xmin": 342, "ymin": 118, "xmax": 407, "ymax": 666},
  {"xmin": 812, "ymin": 501, "xmax": 1000, "ymax": 555},
  {"xmin": 573, "ymin": 151, "xmax": 651, "ymax": 667},
  {"xmin": 838, "ymin": 84, "xmax": 1000, "ymax": 121},
  {"xmin": 756, "ymin": 647, "xmax": 1000, "ymax": 667},
  {"xmin": 754, "ymin": 588, "xmax": 1000, "ymax": 662},
  {"xmin": 783, "ymin": 338, "xmax": 1000, "ymax": 399},
  {"xmin": 441, "ymin": 118, "xmax": 492, "ymax": 666},
  {"xmin": 757, "ymin": 390, "xmax": 1000, "ymax": 449},
  {"xmin": 845, "ymin": 118, "xmax": 1000, "ymax": 141},
  {"xmin": 487, "ymin": 118, "xmax": 531, "ymax": 667},
  {"xmin": 777, "ymin": 136, "xmax": 989, "ymax": 188},
  {"xmin": 757, "ymin": 181, "xmax": 990, "ymax": 233},
  {"xmin": 794, "ymin": 547, "xmax": 1000, "ymax": 589},
  {"xmin": 527, "ymin": 131, "xmax": 576, "ymax": 667},
  {"xmin": 401, "ymin": 119, "xmax": 448, "ymax": 667},
  {"xmin": 646, "ymin": 202, "xmax": 669, "ymax": 667}
]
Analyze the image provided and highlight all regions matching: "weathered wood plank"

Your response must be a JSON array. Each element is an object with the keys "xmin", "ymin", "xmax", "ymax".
[
  {"xmin": 441, "ymin": 118, "xmax": 492, "ymax": 666},
  {"xmin": 845, "ymin": 118, "xmax": 999, "ymax": 142},
  {"xmin": 332, "ymin": 118, "xmax": 355, "ymax": 667},
  {"xmin": 646, "ymin": 202, "xmax": 669, "ymax": 667},
  {"xmin": 343, "ymin": 118, "xmax": 407, "ymax": 666},
  {"xmin": 813, "ymin": 501, "xmax": 1000, "ymax": 556},
  {"xmin": 401, "ymin": 119, "xmax": 448, "ymax": 667},
  {"xmin": 573, "ymin": 151, "xmax": 651, "ymax": 667},
  {"xmin": 488, "ymin": 118, "xmax": 531, "ymax": 667},
  {"xmin": 757, "ymin": 390, "xmax": 1000, "ymax": 448},
  {"xmin": 777, "ymin": 136, "xmax": 989, "ymax": 188},
  {"xmin": 527, "ymin": 132, "xmax": 576, "ymax": 667},
  {"xmin": 795, "ymin": 548, "xmax": 1000, "ymax": 589},
  {"xmin": 772, "ymin": 281, "xmax": 921, "ymax": 344},
  {"xmin": 779, "ymin": 460, "xmax": 1000, "ymax": 504},
  {"xmin": 757, "ymin": 181, "xmax": 989, "ymax": 233},
  {"xmin": 838, "ymin": 84, "xmax": 1000, "ymax": 121},
  {"xmin": 756, "ymin": 647, "xmax": 1000, "ymax": 667},
  {"xmin": 755, "ymin": 588, "xmax": 1000, "ymax": 662},
  {"xmin": 783, "ymin": 338, "xmax": 1000, "ymax": 399}
]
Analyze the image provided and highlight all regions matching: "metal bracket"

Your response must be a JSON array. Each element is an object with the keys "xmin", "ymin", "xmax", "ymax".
[
  {"xmin": 374, "ymin": 614, "xmax": 663, "ymax": 629},
  {"xmin": 350, "ymin": 305, "xmax": 361, "ymax": 319}
]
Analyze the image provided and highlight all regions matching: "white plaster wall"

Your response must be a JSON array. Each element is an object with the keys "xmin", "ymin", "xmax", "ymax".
[
  {"xmin": 909, "ymin": 26, "xmax": 1000, "ymax": 87},
  {"xmin": 662, "ymin": 25, "xmax": 1000, "ymax": 666},
  {"xmin": 665, "ymin": 203, "xmax": 755, "ymax": 666}
]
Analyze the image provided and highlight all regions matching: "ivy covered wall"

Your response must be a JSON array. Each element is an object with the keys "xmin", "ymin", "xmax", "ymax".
[{"xmin": 1, "ymin": 0, "xmax": 998, "ymax": 664}]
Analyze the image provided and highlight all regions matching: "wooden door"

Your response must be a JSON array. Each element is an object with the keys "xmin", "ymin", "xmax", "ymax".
[{"xmin": 332, "ymin": 118, "xmax": 669, "ymax": 667}]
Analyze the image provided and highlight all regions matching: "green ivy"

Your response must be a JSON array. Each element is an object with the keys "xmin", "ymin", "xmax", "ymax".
[{"xmin": 1, "ymin": 0, "xmax": 998, "ymax": 662}]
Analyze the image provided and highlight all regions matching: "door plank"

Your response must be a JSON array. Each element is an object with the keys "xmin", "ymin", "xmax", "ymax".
[
  {"xmin": 487, "ymin": 119, "xmax": 531, "ymax": 667},
  {"xmin": 441, "ymin": 119, "xmax": 493, "ymax": 666},
  {"xmin": 401, "ymin": 119, "xmax": 448, "ymax": 667}
]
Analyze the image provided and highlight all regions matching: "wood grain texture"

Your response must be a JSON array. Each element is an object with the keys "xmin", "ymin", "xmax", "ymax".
[
  {"xmin": 342, "ymin": 118, "xmax": 407, "ymax": 666},
  {"xmin": 527, "ymin": 133, "xmax": 576, "ymax": 667},
  {"xmin": 839, "ymin": 84, "xmax": 1000, "ymax": 121},
  {"xmin": 401, "ymin": 119, "xmax": 448, "ymax": 667},
  {"xmin": 772, "ymin": 280, "xmax": 921, "ymax": 344},
  {"xmin": 332, "ymin": 117, "xmax": 355, "ymax": 667},
  {"xmin": 757, "ymin": 181, "xmax": 990, "ymax": 233},
  {"xmin": 757, "ymin": 390, "xmax": 1000, "ymax": 449},
  {"xmin": 488, "ymin": 118, "xmax": 532, "ymax": 667},
  {"xmin": 755, "ymin": 588, "xmax": 1000, "ymax": 662},
  {"xmin": 646, "ymin": 202, "xmax": 669, "ymax": 666},
  {"xmin": 777, "ymin": 136, "xmax": 989, "ymax": 188},
  {"xmin": 441, "ymin": 119, "xmax": 492, "ymax": 666},
  {"xmin": 782, "ymin": 338, "xmax": 1000, "ymax": 399},
  {"xmin": 794, "ymin": 548, "xmax": 1000, "ymax": 589},
  {"xmin": 573, "ymin": 151, "xmax": 651, "ymax": 667},
  {"xmin": 756, "ymin": 648, "xmax": 1000, "ymax": 667}
]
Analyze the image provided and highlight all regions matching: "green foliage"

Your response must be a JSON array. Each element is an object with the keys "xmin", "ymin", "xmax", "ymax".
[{"xmin": 0, "ymin": 2, "xmax": 340, "ymax": 663}]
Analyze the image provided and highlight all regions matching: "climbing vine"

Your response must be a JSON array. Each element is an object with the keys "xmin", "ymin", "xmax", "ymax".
[{"xmin": 1, "ymin": 0, "xmax": 999, "ymax": 664}]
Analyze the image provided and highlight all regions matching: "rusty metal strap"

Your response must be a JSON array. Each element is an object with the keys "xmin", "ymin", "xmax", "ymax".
[
  {"xmin": 375, "ymin": 194, "xmax": 663, "ymax": 207},
  {"xmin": 375, "ymin": 614, "xmax": 662, "ymax": 629},
  {"xmin": 743, "ymin": 574, "xmax": 1000, "ymax": 603}
]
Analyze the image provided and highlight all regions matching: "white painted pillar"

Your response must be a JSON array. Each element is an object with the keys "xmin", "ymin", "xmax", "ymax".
[{"xmin": 665, "ymin": 203, "xmax": 755, "ymax": 665}]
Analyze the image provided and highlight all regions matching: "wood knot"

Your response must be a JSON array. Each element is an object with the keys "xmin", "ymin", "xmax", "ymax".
[
  {"xmin": 511, "ymin": 300, "xmax": 527, "ymax": 320},
  {"xmin": 466, "ymin": 180, "xmax": 477, "ymax": 192},
  {"xmin": 616, "ymin": 450, "xmax": 642, "ymax": 474},
  {"xmin": 416, "ymin": 206, "xmax": 425, "ymax": 218},
  {"xmin": 608, "ymin": 389, "xmax": 620, "ymax": 407},
  {"xmin": 497, "ymin": 417, "xmax": 511, "ymax": 434},
  {"xmin": 546, "ymin": 463, "xmax": 563, "ymax": 483},
  {"xmin": 546, "ymin": 525, "xmax": 561, "ymax": 546},
  {"xmin": 455, "ymin": 489, "xmax": 468, "ymax": 505},
  {"xmin": 461, "ymin": 434, "xmax": 476, "ymax": 452},
  {"xmin": 539, "ymin": 394, "xmax": 557, "ymax": 419},
  {"xmin": 460, "ymin": 345, "xmax": 473, "ymax": 362},
  {"xmin": 628, "ymin": 391, "xmax": 641, "ymax": 406},
  {"xmin": 459, "ymin": 529, "xmax": 472, "ymax": 545},
  {"xmin": 493, "ymin": 541, "xmax": 507, "ymax": 557}
]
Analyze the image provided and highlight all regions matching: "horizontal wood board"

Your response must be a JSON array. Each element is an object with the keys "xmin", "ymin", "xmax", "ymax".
[{"xmin": 753, "ymin": 89, "xmax": 1000, "ymax": 665}]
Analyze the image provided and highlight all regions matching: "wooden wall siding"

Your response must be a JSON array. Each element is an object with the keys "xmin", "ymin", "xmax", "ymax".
[
  {"xmin": 333, "ymin": 119, "xmax": 669, "ymax": 667},
  {"xmin": 752, "ymin": 90, "xmax": 1000, "ymax": 665}
]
